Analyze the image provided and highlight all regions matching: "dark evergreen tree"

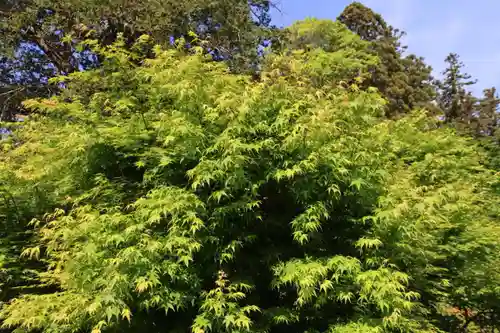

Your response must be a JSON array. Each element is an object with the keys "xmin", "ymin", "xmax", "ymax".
[
  {"xmin": 437, "ymin": 53, "xmax": 477, "ymax": 123},
  {"xmin": 337, "ymin": 2, "xmax": 436, "ymax": 117},
  {"xmin": 337, "ymin": 1, "xmax": 389, "ymax": 42},
  {"xmin": 476, "ymin": 87, "xmax": 499, "ymax": 137}
]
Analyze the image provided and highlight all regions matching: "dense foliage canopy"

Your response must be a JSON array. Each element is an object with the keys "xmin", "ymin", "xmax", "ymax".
[
  {"xmin": 1, "ymin": 0, "xmax": 500, "ymax": 332},
  {"xmin": 0, "ymin": 16, "xmax": 499, "ymax": 333},
  {"xmin": 0, "ymin": 0, "xmax": 273, "ymax": 120},
  {"xmin": 337, "ymin": 2, "xmax": 436, "ymax": 118}
]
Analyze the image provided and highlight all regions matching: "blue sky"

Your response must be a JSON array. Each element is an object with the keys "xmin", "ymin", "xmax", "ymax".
[{"xmin": 271, "ymin": 0, "xmax": 500, "ymax": 95}]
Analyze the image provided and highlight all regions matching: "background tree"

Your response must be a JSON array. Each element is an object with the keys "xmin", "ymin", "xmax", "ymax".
[
  {"xmin": 1, "ymin": 0, "xmax": 273, "ymax": 68},
  {"xmin": 337, "ymin": 2, "xmax": 436, "ymax": 117},
  {"xmin": 476, "ymin": 87, "xmax": 499, "ymax": 137},
  {"xmin": 0, "ymin": 0, "xmax": 273, "ymax": 121},
  {"xmin": 437, "ymin": 53, "xmax": 477, "ymax": 124},
  {"xmin": 0, "ymin": 44, "xmax": 57, "ymax": 121}
]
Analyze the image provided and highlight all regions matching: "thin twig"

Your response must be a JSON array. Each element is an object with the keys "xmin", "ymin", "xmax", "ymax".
[{"xmin": 0, "ymin": 86, "xmax": 24, "ymax": 97}]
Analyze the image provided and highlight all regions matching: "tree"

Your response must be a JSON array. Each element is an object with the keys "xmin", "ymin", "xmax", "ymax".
[
  {"xmin": 0, "ymin": 0, "xmax": 273, "ymax": 120},
  {"xmin": 474, "ymin": 88, "xmax": 500, "ymax": 182},
  {"xmin": 337, "ymin": 2, "xmax": 436, "ymax": 118},
  {"xmin": 336, "ymin": 2, "xmax": 389, "ymax": 42},
  {"xmin": 437, "ymin": 53, "xmax": 477, "ymax": 123},
  {"xmin": 0, "ymin": 20, "xmax": 499, "ymax": 333},
  {"xmin": 1, "ymin": 0, "xmax": 272, "ymax": 70},
  {"xmin": 0, "ymin": 44, "xmax": 57, "ymax": 121},
  {"xmin": 476, "ymin": 87, "xmax": 499, "ymax": 137}
]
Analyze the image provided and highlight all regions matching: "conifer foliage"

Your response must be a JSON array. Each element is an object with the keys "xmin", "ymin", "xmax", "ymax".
[
  {"xmin": 0, "ymin": 19, "xmax": 499, "ymax": 333},
  {"xmin": 338, "ymin": 2, "xmax": 436, "ymax": 118},
  {"xmin": 437, "ymin": 53, "xmax": 477, "ymax": 124}
]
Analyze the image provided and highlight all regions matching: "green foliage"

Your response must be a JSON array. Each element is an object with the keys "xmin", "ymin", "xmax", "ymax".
[
  {"xmin": 437, "ymin": 53, "xmax": 477, "ymax": 124},
  {"xmin": 0, "ymin": 47, "xmax": 57, "ymax": 121},
  {"xmin": 0, "ymin": 19, "xmax": 498, "ymax": 333},
  {"xmin": 476, "ymin": 87, "xmax": 499, "ymax": 137},
  {"xmin": 2, "ymin": 0, "xmax": 272, "ymax": 69},
  {"xmin": 338, "ymin": 2, "xmax": 437, "ymax": 118},
  {"xmin": 0, "ymin": 0, "xmax": 272, "ymax": 121}
]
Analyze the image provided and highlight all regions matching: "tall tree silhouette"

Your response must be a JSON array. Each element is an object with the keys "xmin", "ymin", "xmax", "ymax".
[
  {"xmin": 437, "ymin": 53, "xmax": 477, "ymax": 123},
  {"xmin": 338, "ymin": 2, "xmax": 436, "ymax": 117},
  {"xmin": 476, "ymin": 87, "xmax": 499, "ymax": 137}
]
